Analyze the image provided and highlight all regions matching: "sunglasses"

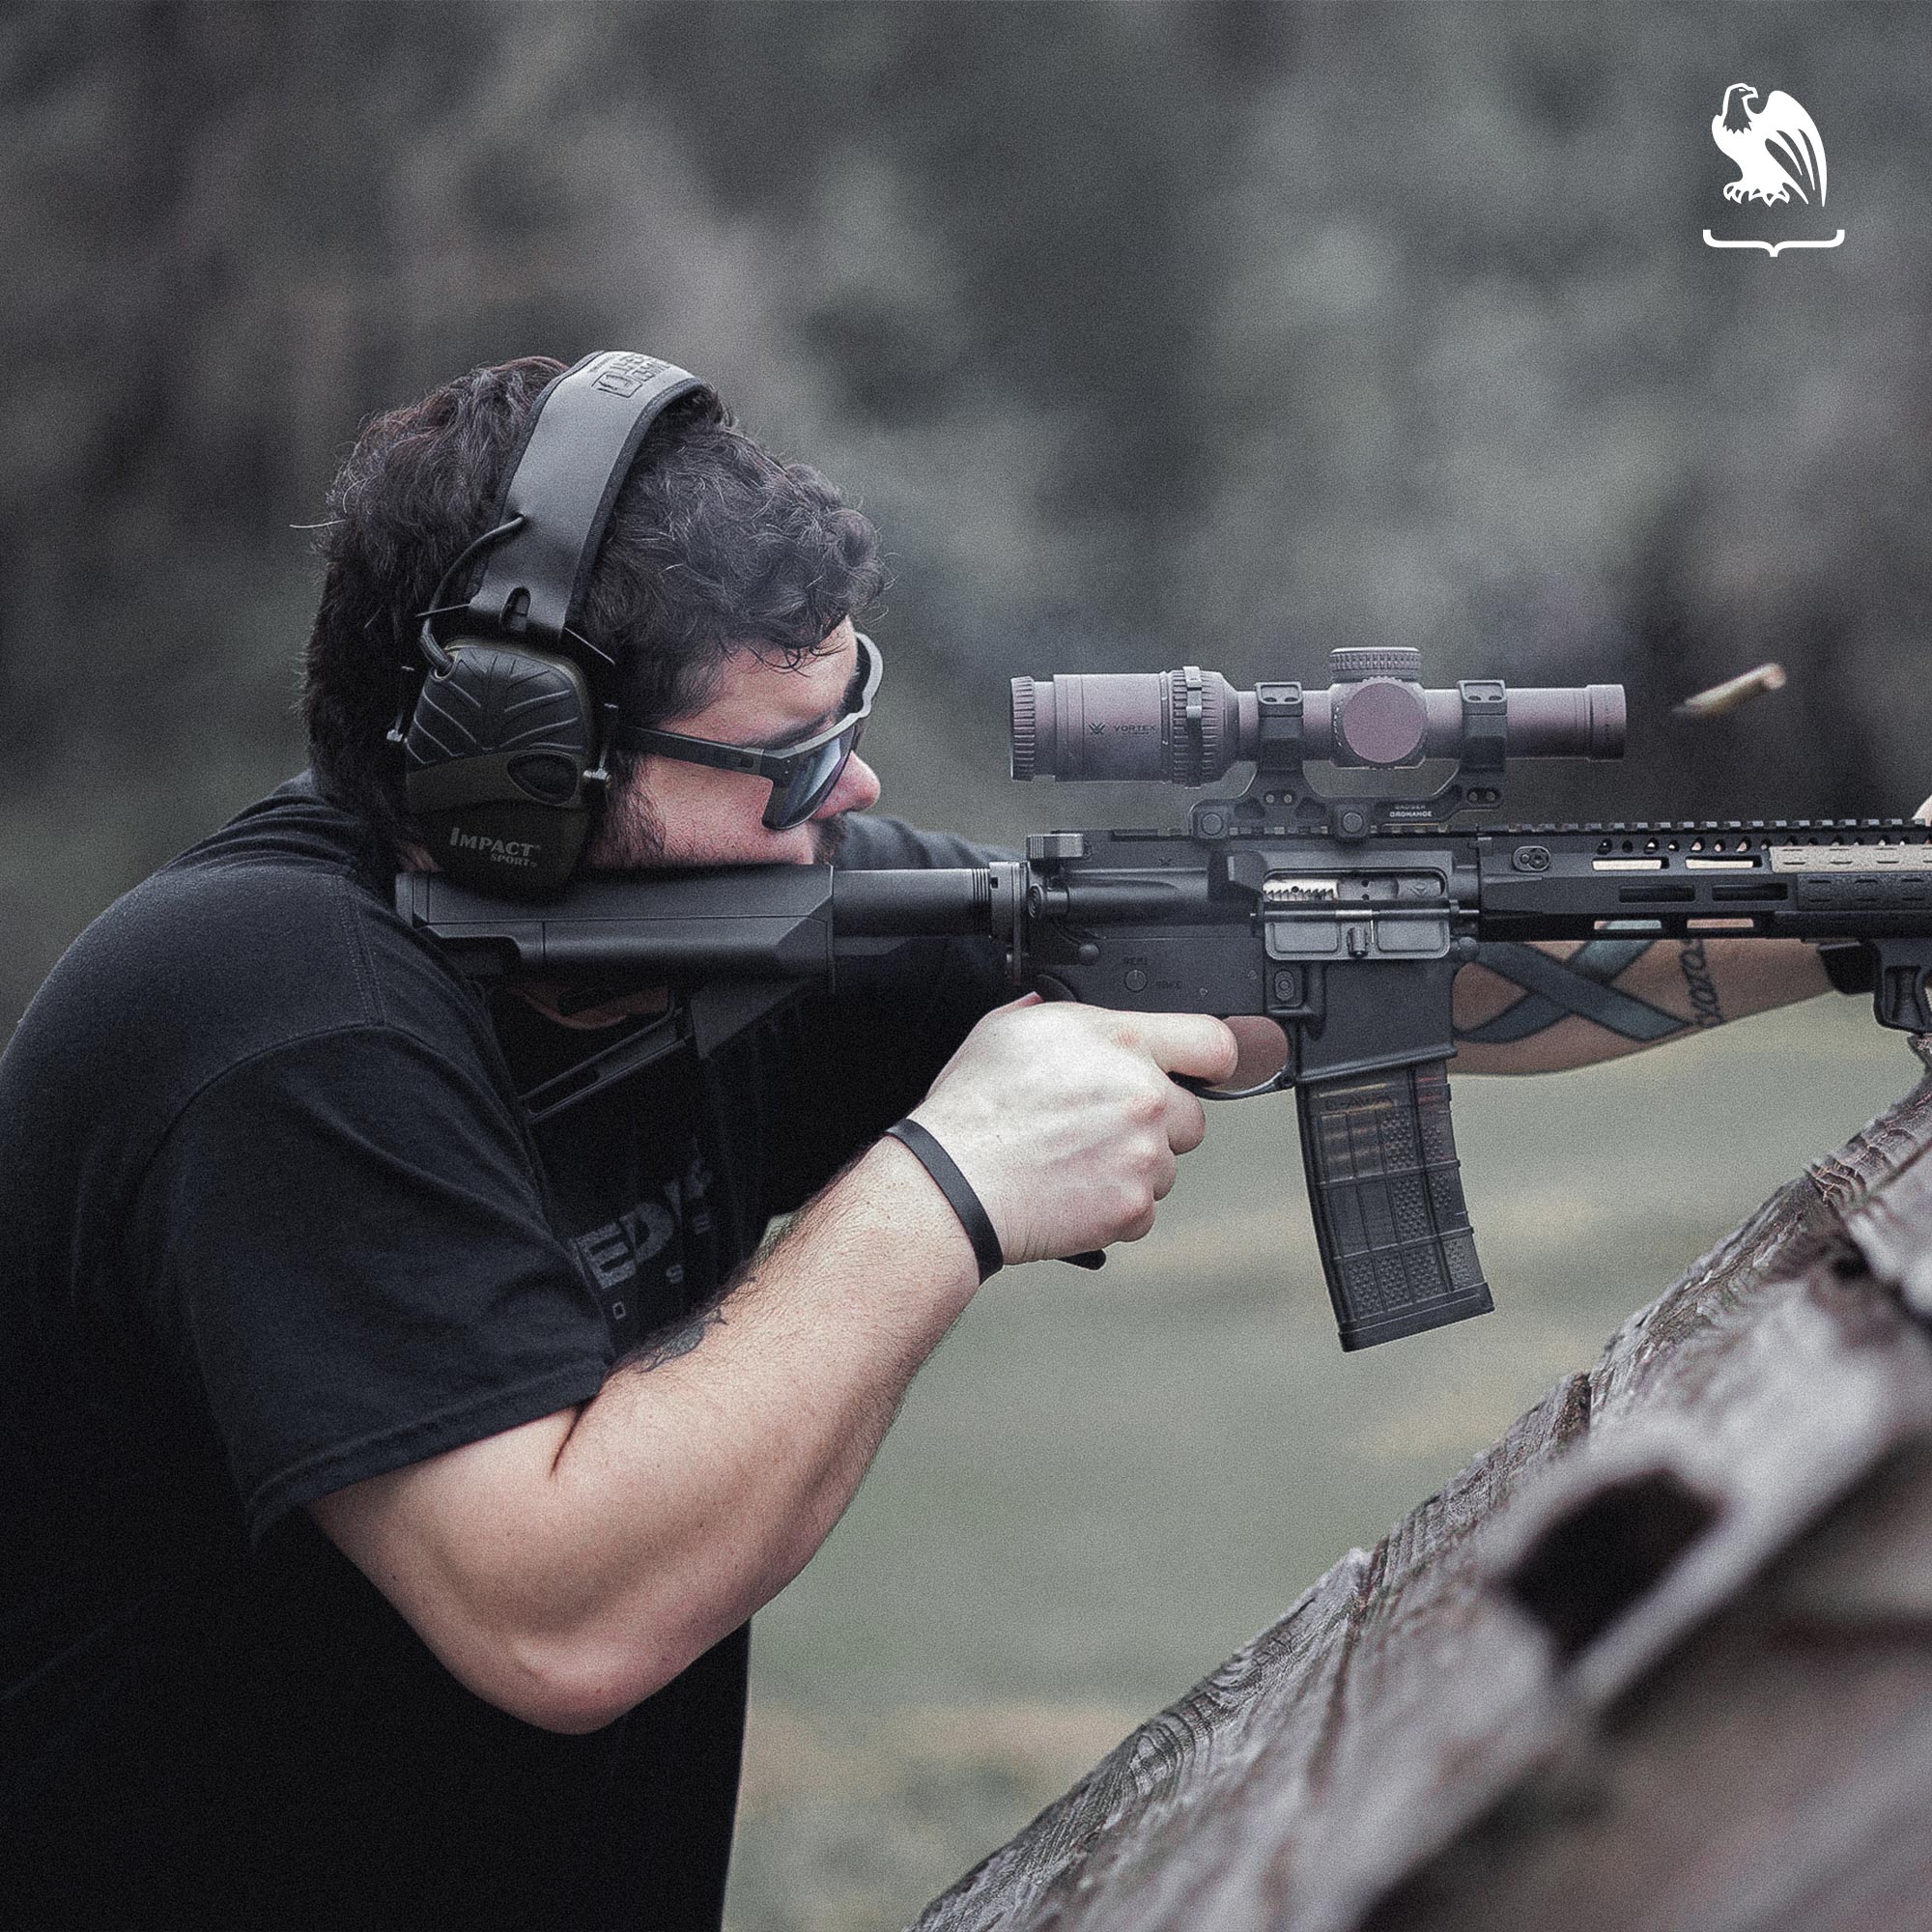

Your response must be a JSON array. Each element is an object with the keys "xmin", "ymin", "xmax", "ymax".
[{"xmin": 614, "ymin": 633, "xmax": 882, "ymax": 831}]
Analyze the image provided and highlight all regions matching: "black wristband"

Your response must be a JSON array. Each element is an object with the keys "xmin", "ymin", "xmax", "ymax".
[{"xmin": 883, "ymin": 1118, "xmax": 1004, "ymax": 1282}]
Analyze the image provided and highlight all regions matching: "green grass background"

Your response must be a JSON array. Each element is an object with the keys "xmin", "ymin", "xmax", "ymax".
[{"xmin": 725, "ymin": 995, "xmax": 1918, "ymax": 1930}]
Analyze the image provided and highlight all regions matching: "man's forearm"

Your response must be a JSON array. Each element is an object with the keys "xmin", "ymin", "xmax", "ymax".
[
  {"xmin": 313, "ymin": 1135, "xmax": 980, "ymax": 1732},
  {"xmin": 1450, "ymin": 936, "xmax": 1834, "ymax": 1074},
  {"xmin": 541, "ymin": 1134, "xmax": 980, "ymax": 1673}
]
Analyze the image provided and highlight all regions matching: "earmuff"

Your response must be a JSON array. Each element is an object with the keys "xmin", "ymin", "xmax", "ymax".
[{"xmin": 394, "ymin": 351, "xmax": 722, "ymax": 898}]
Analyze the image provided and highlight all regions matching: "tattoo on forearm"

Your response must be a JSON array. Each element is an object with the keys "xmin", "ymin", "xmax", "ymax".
[
  {"xmin": 631, "ymin": 1303, "xmax": 727, "ymax": 1371},
  {"xmin": 1677, "ymin": 937, "xmax": 1725, "ymax": 1028},
  {"xmin": 1457, "ymin": 940, "xmax": 1689, "ymax": 1044}
]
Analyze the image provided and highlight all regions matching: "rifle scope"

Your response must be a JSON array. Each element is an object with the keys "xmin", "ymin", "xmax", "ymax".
[{"xmin": 1010, "ymin": 648, "xmax": 1624, "ymax": 786}]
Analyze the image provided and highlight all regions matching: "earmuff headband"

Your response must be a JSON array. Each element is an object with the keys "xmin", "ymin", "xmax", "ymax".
[{"xmin": 462, "ymin": 351, "xmax": 719, "ymax": 657}]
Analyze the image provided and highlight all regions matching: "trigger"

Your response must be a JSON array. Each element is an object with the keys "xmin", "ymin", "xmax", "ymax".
[{"xmin": 1034, "ymin": 974, "xmax": 1079, "ymax": 1003}]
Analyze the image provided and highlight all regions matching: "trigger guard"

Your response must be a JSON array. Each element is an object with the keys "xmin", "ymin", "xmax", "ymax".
[
  {"xmin": 1178, "ymin": 1067, "xmax": 1295, "ymax": 1102},
  {"xmin": 1030, "ymin": 975, "xmax": 1289, "ymax": 1097}
]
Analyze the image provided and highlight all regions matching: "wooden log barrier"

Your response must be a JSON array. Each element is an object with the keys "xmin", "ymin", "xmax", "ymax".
[{"xmin": 914, "ymin": 1041, "xmax": 1932, "ymax": 1932}]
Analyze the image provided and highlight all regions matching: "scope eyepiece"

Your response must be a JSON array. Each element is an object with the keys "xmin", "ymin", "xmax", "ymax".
[{"xmin": 1009, "ymin": 668, "xmax": 1248, "ymax": 787}]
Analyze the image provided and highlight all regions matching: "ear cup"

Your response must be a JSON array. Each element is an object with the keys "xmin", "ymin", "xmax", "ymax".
[
  {"xmin": 405, "ymin": 642, "xmax": 599, "ymax": 896},
  {"xmin": 399, "ymin": 354, "xmax": 718, "ymax": 896}
]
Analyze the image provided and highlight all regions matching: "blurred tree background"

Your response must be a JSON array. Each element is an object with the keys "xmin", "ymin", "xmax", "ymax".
[
  {"xmin": 4, "ymin": 4, "xmax": 1929, "ymax": 1926},
  {"xmin": 5, "ymin": 0, "xmax": 1928, "ymax": 1024}
]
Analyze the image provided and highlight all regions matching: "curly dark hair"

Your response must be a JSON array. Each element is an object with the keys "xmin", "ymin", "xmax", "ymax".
[{"xmin": 301, "ymin": 355, "xmax": 885, "ymax": 860}]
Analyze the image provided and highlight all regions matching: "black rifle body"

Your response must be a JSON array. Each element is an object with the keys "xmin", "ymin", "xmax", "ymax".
[{"xmin": 399, "ymin": 815, "xmax": 1932, "ymax": 1350}]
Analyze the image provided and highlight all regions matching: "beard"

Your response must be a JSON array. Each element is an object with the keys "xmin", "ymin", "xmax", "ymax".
[
  {"xmin": 585, "ymin": 768, "xmax": 854, "ymax": 872},
  {"xmin": 809, "ymin": 811, "xmax": 850, "ymax": 865}
]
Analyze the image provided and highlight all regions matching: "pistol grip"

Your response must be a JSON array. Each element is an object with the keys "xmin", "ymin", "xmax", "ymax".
[
  {"xmin": 1871, "ymin": 940, "xmax": 1932, "ymax": 1032},
  {"xmin": 1295, "ymin": 1060, "xmax": 1493, "ymax": 1350}
]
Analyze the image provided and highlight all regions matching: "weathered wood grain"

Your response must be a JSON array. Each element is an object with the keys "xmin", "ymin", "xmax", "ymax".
[{"xmin": 913, "ymin": 1045, "xmax": 1932, "ymax": 1932}]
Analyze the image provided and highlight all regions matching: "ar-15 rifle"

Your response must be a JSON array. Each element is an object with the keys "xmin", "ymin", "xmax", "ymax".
[{"xmin": 399, "ymin": 645, "xmax": 1932, "ymax": 1351}]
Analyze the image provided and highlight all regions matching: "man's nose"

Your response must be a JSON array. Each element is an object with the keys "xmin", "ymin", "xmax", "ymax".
[{"xmin": 817, "ymin": 753, "xmax": 881, "ymax": 818}]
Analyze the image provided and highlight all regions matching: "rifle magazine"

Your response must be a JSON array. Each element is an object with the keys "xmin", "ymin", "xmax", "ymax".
[{"xmin": 1296, "ymin": 1061, "xmax": 1493, "ymax": 1350}]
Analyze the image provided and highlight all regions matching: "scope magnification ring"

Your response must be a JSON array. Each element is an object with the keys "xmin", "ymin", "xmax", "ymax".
[{"xmin": 1166, "ymin": 670, "xmax": 1223, "ymax": 786}]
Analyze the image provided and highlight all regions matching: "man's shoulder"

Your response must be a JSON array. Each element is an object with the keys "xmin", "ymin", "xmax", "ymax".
[{"xmin": 4, "ymin": 779, "xmax": 490, "ymax": 1122}]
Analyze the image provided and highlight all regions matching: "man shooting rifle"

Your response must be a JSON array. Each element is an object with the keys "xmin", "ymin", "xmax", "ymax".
[{"xmin": 0, "ymin": 352, "xmax": 1856, "ymax": 1930}]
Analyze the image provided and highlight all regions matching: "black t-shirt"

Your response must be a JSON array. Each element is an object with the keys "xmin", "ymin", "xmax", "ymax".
[{"xmin": 0, "ymin": 776, "xmax": 1006, "ymax": 1931}]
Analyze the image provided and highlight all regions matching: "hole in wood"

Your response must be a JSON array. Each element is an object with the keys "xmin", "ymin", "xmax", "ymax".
[{"xmin": 1501, "ymin": 1468, "xmax": 1720, "ymax": 1662}]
